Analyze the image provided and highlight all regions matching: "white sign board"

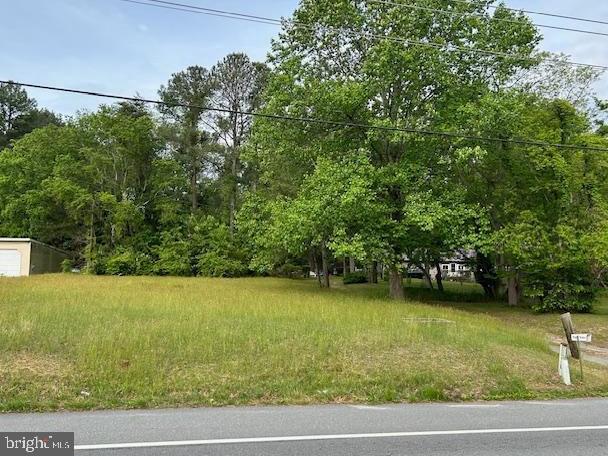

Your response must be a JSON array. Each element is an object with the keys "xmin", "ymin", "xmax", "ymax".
[{"xmin": 571, "ymin": 334, "xmax": 592, "ymax": 343}]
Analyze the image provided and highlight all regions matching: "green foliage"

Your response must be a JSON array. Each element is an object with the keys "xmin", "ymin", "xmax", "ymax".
[
  {"xmin": 60, "ymin": 259, "xmax": 74, "ymax": 273},
  {"xmin": 496, "ymin": 215, "xmax": 596, "ymax": 313},
  {"xmin": 343, "ymin": 272, "xmax": 368, "ymax": 285},
  {"xmin": 84, "ymin": 255, "xmax": 106, "ymax": 276},
  {"xmin": 2, "ymin": 16, "xmax": 608, "ymax": 310},
  {"xmin": 105, "ymin": 248, "xmax": 153, "ymax": 276},
  {"xmin": 197, "ymin": 252, "xmax": 248, "ymax": 278},
  {"xmin": 530, "ymin": 282, "xmax": 594, "ymax": 314},
  {"xmin": 0, "ymin": 82, "xmax": 61, "ymax": 149},
  {"xmin": 154, "ymin": 231, "xmax": 195, "ymax": 276}
]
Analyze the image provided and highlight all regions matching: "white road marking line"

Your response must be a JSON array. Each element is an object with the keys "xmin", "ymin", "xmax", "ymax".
[
  {"xmin": 75, "ymin": 425, "xmax": 608, "ymax": 450},
  {"xmin": 447, "ymin": 404, "xmax": 502, "ymax": 408},
  {"xmin": 524, "ymin": 401, "xmax": 579, "ymax": 406},
  {"xmin": 350, "ymin": 405, "xmax": 390, "ymax": 410}
]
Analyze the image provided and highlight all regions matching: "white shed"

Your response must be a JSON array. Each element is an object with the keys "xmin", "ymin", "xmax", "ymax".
[{"xmin": 0, "ymin": 238, "xmax": 70, "ymax": 277}]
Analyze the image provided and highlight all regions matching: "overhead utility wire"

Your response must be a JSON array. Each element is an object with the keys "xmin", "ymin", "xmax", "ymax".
[
  {"xmin": 446, "ymin": 0, "xmax": 608, "ymax": 27},
  {"xmin": 2, "ymin": 80, "xmax": 608, "ymax": 153},
  {"xmin": 368, "ymin": 0, "xmax": 608, "ymax": 38},
  {"xmin": 120, "ymin": 0, "xmax": 608, "ymax": 71},
  {"xmin": 119, "ymin": 0, "xmax": 281, "ymax": 26}
]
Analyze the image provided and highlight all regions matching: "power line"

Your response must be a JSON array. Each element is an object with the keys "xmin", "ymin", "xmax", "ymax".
[
  {"xmin": 119, "ymin": 0, "xmax": 281, "ymax": 26},
  {"xmin": 446, "ymin": 0, "xmax": 608, "ymax": 27},
  {"xmin": 2, "ymin": 79, "xmax": 607, "ymax": 153},
  {"xmin": 368, "ymin": 0, "xmax": 608, "ymax": 38},
  {"xmin": 119, "ymin": 0, "xmax": 608, "ymax": 72}
]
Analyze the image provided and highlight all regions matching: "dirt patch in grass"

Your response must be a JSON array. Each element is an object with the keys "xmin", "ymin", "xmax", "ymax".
[{"xmin": 0, "ymin": 352, "xmax": 72, "ymax": 379}]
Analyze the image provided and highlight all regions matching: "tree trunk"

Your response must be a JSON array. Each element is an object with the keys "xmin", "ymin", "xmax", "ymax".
[
  {"xmin": 474, "ymin": 253, "xmax": 499, "ymax": 299},
  {"xmin": 370, "ymin": 261, "xmax": 378, "ymax": 284},
  {"xmin": 422, "ymin": 264, "xmax": 434, "ymax": 290},
  {"xmin": 349, "ymin": 257, "xmax": 356, "ymax": 272},
  {"xmin": 190, "ymin": 165, "xmax": 198, "ymax": 212},
  {"xmin": 321, "ymin": 244, "xmax": 330, "ymax": 288},
  {"xmin": 188, "ymin": 124, "xmax": 199, "ymax": 213},
  {"xmin": 507, "ymin": 274, "xmax": 521, "ymax": 306},
  {"xmin": 496, "ymin": 254, "xmax": 507, "ymax": 298},
  {"xmin": 434, "ymin": 260, "xmax": 444, "ymax": 293},
  {"xmin": 344, "ymin": 257, "xmax": 350, "ymax": 274},
  {"xmin": 229, "ymin": 149, "xmax": 238, "ymax": 238},
  {"xmin": 560, "ymin": 313, "xmax": 580, "ymax": 360},
  {"xmin": 308, "ymin": 251, "xmax": 315, "ymax": 279},
  {"xmin": 313, "ymin": 253, "xmax": 322, "ymax": 288},
  {"xmin": 229, "ymin": 192, "xmax": 236, "ymax": 237},
  {"xmin": 389, "ymin": 267, "xmax": 405, "ymax": 300},
  {"xmin": 86, "ymin": 201, "xmax": 96, "ymax": 271}
]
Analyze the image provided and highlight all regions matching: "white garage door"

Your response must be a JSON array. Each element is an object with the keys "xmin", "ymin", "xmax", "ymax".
[{"xmin": 0, "ymin": 250, "xmax": 21, "ymax": 277}]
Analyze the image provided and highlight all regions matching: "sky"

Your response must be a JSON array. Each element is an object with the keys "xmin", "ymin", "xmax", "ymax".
[{"xmin": 3, "ymin": 0, "xmax": 608, "ymax": 116}]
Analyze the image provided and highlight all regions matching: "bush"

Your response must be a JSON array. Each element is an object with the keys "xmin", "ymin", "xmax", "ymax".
[
  {"xmin": 343, "ymin": 272, "xmax": 368, "ymax": 285},
  {"xmin": 528, "ymin": 280, "xmax": 595, "ymax": 313},
  {"xmin": 154, "ymin": 233, "xmax": 193, "ymax": 276},
  {"xmin": 497, "ymin": 218, "xmax": 596, "ymax": 313},
  {"xmin": 105, "ymin": 248, "xmax": 153, "ymax": 276},
  {"xmin": 524, "ymin": 252, "xmax": 596, "ymax": 313},
  {"xmin": 197, "ymin": 252, "xmax": 248, "ymax": 278},
  {"xmin": 60, "ymin": 259, "xmax": 74, "ymax": 273},
  {"xmin": 84, "ymin": 256, "xmax": 106, "ymax": 275}
]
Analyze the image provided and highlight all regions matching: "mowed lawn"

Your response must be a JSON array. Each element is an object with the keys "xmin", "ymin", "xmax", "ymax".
[{"xmin": 0, "ymin": 275, "xmax": 607, "ymax": 412}]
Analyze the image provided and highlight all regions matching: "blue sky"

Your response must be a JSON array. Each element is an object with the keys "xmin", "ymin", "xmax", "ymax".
[{"xmin": 3, "ymin": 0, "xmax": 608, "ymax": 115}]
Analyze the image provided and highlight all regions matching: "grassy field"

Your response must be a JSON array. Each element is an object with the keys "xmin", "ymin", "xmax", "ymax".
[
  {"xmin": 402, "ymin": 279, "xmax": 608, "ymax": 349},
  {"xmin": 0, "ymin": 275, "xmax": 607, "ymax": 412}
]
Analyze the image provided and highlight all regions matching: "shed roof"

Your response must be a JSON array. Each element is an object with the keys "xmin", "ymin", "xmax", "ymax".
[{"xmin": 0, "ymin": 238, "xmax": 70, "ymax": 255}]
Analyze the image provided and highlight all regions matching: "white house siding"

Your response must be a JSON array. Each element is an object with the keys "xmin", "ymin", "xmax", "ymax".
[
  {"xmin": 0, "ymin": 239, "xmax": 70, "ymax": 277},
  {"xmin": 0, "ymin": 240, "xmax": 31, "ymax": 277},
  {"xmin": 432, "ymin": 262, "xmax": 472, "ymax": 280}
]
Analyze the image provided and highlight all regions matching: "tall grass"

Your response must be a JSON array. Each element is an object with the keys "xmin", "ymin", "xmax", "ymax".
[{"xmin": 0, "ymin": 275, "xmax": 606, "ymax": 412}]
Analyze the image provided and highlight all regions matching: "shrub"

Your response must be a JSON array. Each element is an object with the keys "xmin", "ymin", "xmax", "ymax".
[
  {"xmin": 60, "ymin": 259, "xmax": 74, "ymax": 273},
  {"xmin": 105, "ymin": 248, "xmax": 153, "ymax": 276},
  {"xmin": 197, "ymin": 252, "xmax": 248, "ymax": 278},
  {"xmin": 497, "ymin": 217, "xmax": 595, "ymax": 313},
  {"xmin": 528, "ymin": 278, "xmax": 595, "ymax": 313},
  {"xmin": 343, "ymin": 272, "xmax": 368, "ymax": 285},
  {"xmin": 154, "ymin": 231, "xmax": 193, "ymax": 276},
  {"xmin": 84, "ymin": 256, "xmax": 106, "ymax": 275}
]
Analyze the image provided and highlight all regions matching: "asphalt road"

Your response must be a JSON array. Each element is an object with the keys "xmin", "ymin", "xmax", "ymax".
[{"xmin": 2, "ymin": 399, "xmax": 608, "ymax": 455}]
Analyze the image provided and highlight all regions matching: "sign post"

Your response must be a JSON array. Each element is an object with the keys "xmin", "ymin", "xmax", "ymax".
[
  {"xmin": 560, "ymin": 313, "xmax": 580, "ymax": 359},
  {"xmin": 560, "ymin": 313, "xmax": 593, "ymax": 383},
  {"xmin": 571, "ymin": 334, "xmax": 592, "ymax": 382}
]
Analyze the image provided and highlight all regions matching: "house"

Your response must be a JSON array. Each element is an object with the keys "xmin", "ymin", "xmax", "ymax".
[
  {"xmin": 0, "ymin": 238, "xmax": 70, "ymax": 277},
  {"xmin": 434, "ymin": 260, "xmax": 472, "ymax": 280},
  {"xmin": 405, "ymin": 251, "xmax": 475, "ymax": 281}
]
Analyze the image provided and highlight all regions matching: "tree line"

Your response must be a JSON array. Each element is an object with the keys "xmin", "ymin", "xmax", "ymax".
[{"xmin": 2, "ymin": 0, "xmax": 608, "ymax": 312}]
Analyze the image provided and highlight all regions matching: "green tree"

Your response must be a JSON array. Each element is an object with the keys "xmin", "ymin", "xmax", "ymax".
[
  {"xmin": 0, "ymin": 105, "xmax": 164, "ymax": 268},
  {"xmin": 255, "ymin": 0, "xmax": 540, "ymax": 298},
  {"xmin": 159, "ymin": 66, "xmax": 215, "ymax": 212},
  {"xmin": 451, "ymin": 91, "xmax": 608, "ymax": 310},
  {"xmin": 210, "ymin": 54, "xmax": 269, "ymax": 236},
  {"xmin": 0, "ymin": 82, "xmax": 61, "ymax": 149}
]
